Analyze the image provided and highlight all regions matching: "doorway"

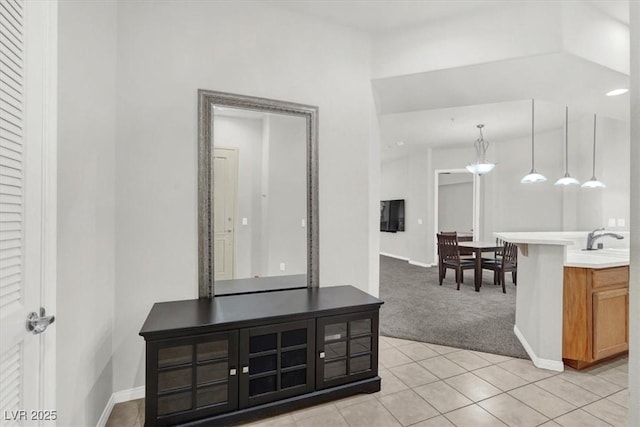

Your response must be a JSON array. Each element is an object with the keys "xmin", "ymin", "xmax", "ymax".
[
  {"xmin": 213, "ymin": 147, "xmax": 239, "ymax": 281},
  {"xmin": 432, "ymin": 168, "xmax": 479, "ymax": 265}
]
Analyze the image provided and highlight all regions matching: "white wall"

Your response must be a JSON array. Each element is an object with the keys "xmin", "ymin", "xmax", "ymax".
[
  {"xmin": 113, "ymin": 0, "xmax": 375, "ymax": 392},
  {"xmin": 561, "ymin": 1, "xmax": 630, "ymax": 75},
  {"xmin": 57, "ymin": 1, "xmax": 117, "ymax": 425},
  {"xmin": 599, "ymin": 117, "xmax": 630, "ymax": 230},
  {"xmin": 379, "ymin": 148, "xmax": 430, "ymax": 264},
  {"xmin": 628, "ymin": 2, "xmax": 639, "ymax": 424},
  {"xmin": 438, "ymin": 181, "xmax": 473, "ymax": 233},
  {"xmin": 487, "ymin": 129, "xmax": 564, "ymax": 235},
  {"xmin": 574, "ymin": 115, "xmax": 630, "ymax": 231},
  {"xmin": 380, "ymin": 156, "xmax": 410, "ymax": 258},
  {"xmin": 266, "ymin": 115, "xmax": 307, "ymax": 276}
]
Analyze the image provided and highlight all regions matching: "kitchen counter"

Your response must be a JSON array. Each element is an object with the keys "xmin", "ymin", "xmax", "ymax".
[
  {"xmin": 495, "ymin": 232, "xmax": 630, "ymax": 268},
  {"xmin": 493, "ymin": 232, "xmax": 574, "ymax": 246},
  {"xmin": 565, "ymin": 248, "xmax": 630, "ymax": 268},
  {"xmin": 493, "ymin": 231, "xmax": 629, "ymax": 372}
]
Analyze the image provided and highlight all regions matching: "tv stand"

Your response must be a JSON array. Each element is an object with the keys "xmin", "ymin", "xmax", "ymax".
[{"xmin": 139, "ymin": 286, "xmax": 383, "ymax": 426}]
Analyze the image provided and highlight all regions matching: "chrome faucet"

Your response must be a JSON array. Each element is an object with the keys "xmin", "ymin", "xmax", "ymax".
[{"xmin": 586, "ymin": 228, "xmax": 624, "ymax": 250}]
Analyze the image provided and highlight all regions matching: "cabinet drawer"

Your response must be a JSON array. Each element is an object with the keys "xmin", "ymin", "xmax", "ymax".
[{"xmin": 592, "ymin": 267, "xmax": 628, "ymax": 289}]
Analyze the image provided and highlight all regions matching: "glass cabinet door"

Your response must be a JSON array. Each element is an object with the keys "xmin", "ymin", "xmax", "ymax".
[
  {"xmin": 147, "ymin": 331, "xmax": 238, "ymax": 426},
  {"xmin": 316, "ymin": 310, "xmax": 379, "ymax": 389},
  {"xmin": 239, "ymin": 320, "xmax": 315, "ymax": 408}
]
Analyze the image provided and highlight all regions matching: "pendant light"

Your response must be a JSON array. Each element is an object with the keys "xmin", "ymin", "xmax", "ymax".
[
  {"xmin": 466, "ymin": 124, "xmax": 495, "ymax": 175},
  {"xmin": 581, "ymin": 114, "xmax": 606, "ymax": 188},
  {"xmin": 521, "ymin": 99, "xmax": 547, "ymax": 183},
  {"xmin": 554, "ymin": 106, "xmax": 580, "ymax": 186}
]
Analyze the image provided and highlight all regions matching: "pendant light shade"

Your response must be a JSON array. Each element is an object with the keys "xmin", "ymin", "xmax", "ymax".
[
  {"xmin": 521, "ymin": 99, "xmax": 547, "ymax": 184},
  {"xmin": 581, "ymin": 114, "xmax": 606, "ymax": 188},
  {"xmin": 554, "ymin": 106, "xmax": 580, "ymax": 186},
  {"xmin": 466, "ymin": 124, "xmax": 495, "ymax": 175}
]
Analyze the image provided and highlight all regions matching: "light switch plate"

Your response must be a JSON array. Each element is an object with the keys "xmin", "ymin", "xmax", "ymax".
[
  {"xmin": 280, "ymin": 262, "xmax": 285, "ymax": 271},
  {"xmin": 242, "ymin": 217, "xmax": 248, "ymax": 225},
  {"xmin": 301, "ymin": 219, "xmax": 306, "ymax": 227},
  {"xmin": 608, "ymin": 218, "xmax": 616, "ymax": 227},
  {"xmin": 417, "ymin": 219, "xmax": 423, "ymax": 225},
  {"xmin": 617, "ymin": 218, "xmax": 625, "ymax": 227}
]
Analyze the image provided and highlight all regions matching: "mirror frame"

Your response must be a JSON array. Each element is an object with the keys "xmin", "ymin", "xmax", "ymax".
[{"xmin": 198, "ymin": 89, "xmax": 319, "ymax": 298}]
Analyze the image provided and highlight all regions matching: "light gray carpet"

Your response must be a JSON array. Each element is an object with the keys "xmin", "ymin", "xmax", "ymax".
[{"xmin": 379, "ymin": 255, "xmax": 528, "ymax": 359}]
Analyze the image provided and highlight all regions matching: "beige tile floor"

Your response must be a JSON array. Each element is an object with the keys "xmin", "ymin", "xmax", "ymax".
[{"xmin": 107, "ymin": 336, "xmax": 628, "ymax": 427}]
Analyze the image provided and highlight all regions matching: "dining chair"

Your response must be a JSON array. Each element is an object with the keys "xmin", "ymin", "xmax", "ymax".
[
  {"xmin": 495, "ymin": 237, "xmax": 504, "ymax": 259},
  {"xmin": 437, "ymin": 233, "xmax": 476, "ymax": 290},
  {"xmin": 440, "ymin": 231, "xmax": 474, "ymax": 260},
  {"xmin": 481, "ymin": 241, "xmax": 518, "ymax": 293}
]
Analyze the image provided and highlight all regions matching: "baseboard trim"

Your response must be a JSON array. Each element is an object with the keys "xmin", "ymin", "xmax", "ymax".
[
  {"xmin": 114, "ymin": 385, "xmax": 145, "ymax": 403},
  {"xmin": 380, "ymin": 253, "xmax": 433, "ymax": 268},
  {"xmin": 408, "ymin": 260, "xmax": 430, "ymax": 268},
  {"xmin": 96, "ymin": 386, "xmax": 145, "ymax": 427},
  {"xmin": 513, "ymin": 325, "xmax": 564, "ymax": 372},
  {"xmin": 380, "ymin": 252, "xmax": 409, "ymax": 261},
  {"xmin": 96, "ymin": 394, "xmax": 115, "ymax": 427}
]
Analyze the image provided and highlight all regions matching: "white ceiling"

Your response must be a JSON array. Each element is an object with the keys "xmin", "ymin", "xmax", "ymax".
[
  {"xmin": 269, "ymin": 0, "xmax": 629, "ymax": 33},
  {"xmin": 375, "ymin": 52, "xmax": 630, "ymax": 155},
  {"xmin": 265, "ymin": 0, "xmax": 630, "ymax": 157},
  {"xmin": 373, "ymin": 53, "xmax": 630, "ymax": 120},
  {"xmin": 586, "ymin": 0, "xmax": 630, "ymax": 24},
  {"xmin": 379, "ymin": 99, "xmax": 570, "ymax": 150}
]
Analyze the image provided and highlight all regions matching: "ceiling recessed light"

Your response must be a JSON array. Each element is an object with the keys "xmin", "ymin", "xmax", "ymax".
[{"xmin": 606, "ymin": 88, "xmax": 628, "ymax": 96}]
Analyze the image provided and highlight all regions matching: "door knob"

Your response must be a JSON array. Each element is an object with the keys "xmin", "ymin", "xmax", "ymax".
[{"xmin": 26, "ymin": 308, "xmax": 55, "ymax": 334}]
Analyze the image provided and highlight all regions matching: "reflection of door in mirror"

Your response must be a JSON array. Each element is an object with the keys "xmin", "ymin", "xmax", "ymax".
[
  {"xmin": 213, "ymin": 147, "xmax": 238, "ymax": 281},
  {"xmin": 212, "ymin": 108, "xmax": 307, "ymax": 286}
]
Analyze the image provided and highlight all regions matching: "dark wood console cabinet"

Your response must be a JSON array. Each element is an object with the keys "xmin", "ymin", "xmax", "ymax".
[{"xmin": 139, "ymin": 286, "xmax": 383, "ymax": 426}]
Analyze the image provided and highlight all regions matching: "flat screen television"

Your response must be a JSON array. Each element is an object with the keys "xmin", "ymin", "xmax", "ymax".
[{"xmin": 380, "ymin": 199, "xmax": 405, "ymax": 232}]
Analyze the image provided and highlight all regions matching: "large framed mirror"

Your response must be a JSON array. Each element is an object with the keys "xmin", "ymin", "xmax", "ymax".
[{"xmin": 198, "ymin": 90, "xmax": 319, "ymax": 297}]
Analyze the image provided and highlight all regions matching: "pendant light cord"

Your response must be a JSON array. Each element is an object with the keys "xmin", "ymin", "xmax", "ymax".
[
  {"xmin": 531, "ymin": 99, "xmax": 535, "ymax": 170},
  {"xmin": 565, "ymin": 107, "xmax": 569, "ymax": 173},
  {"xmin": 592, "ymin": 114, "xmax": 597, "ymax": 176}
]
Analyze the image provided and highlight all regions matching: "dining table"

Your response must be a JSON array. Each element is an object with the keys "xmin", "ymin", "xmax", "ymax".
[{"xmin": 457, "ymin": 241, "xmax": 503, "ymax": 292}]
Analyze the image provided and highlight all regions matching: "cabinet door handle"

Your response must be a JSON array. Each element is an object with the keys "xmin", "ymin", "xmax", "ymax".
[
  {"xmin": 242, "ymin": 366, "xmax": 249, "ymax": 374},
  {"xmin": 319, "ymin": 352, "xmax": 325, "ymax": 359},
  {"xmin": 229, "ymin": 368, "xmax": 237, "ymax": 376}
]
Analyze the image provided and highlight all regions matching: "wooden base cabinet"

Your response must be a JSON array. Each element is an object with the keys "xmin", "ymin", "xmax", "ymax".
[
  {"xmin": 140, "ymin": 286, "xmax": 383, "ymax": 426},
  {"xmin": 563, "ymin": 266, "xmax": 629, "ymax": 370}
]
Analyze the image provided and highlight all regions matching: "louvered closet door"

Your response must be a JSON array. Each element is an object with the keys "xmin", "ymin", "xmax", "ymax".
[{"xmin": 1, "ymin": 0, "xmax": 56, "ymax": 423}]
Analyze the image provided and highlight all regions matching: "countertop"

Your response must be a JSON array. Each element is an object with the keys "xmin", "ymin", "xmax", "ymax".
[
  {"xmin": 494, "ymin": 231, "xmax": 630, "ymax": 269},
  {"xmin": 565, "ymin": 248, "xmax": 630, "ymax": 269},
  {"xmin": 494, "ymin": 232, "xmax": 574, "ymax": 245}
]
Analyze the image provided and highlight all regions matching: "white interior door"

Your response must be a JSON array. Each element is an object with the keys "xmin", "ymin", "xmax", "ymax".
[
  {"xmin": 0, "ymin": 0, "xmax": 57, "ymax": 423},
  {"xmin": 213, "ymin": 147, "xmax": 238, "ymax": 281}
]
